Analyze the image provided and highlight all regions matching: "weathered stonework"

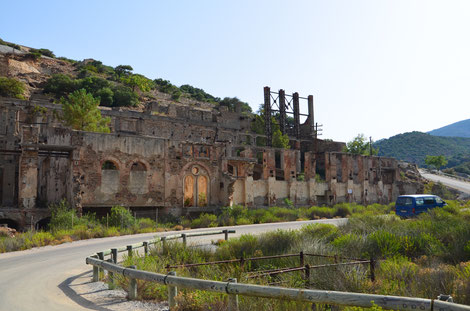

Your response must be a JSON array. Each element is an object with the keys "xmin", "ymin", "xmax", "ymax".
[{"xmin": 0, "ymin": 97, "xmax": 422, "ymax": 230}]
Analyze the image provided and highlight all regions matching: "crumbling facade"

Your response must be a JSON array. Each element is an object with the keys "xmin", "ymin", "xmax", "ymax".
[{"xmin": 0, "ymin": 88, "xmax": 421, "ymax": 230}]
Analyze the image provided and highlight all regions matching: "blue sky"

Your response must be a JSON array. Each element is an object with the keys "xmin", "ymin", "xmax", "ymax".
[{"xmin": 1, "ymin": 0, "xmax": 469, "ymax": 142}]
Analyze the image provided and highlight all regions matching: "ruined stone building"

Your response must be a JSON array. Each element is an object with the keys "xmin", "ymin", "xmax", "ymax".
[{"xmin": 0, "ymin": 87, "xmax": 420, "ymax": 230}]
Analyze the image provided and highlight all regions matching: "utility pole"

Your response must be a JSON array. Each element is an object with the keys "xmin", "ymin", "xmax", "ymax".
[{"xmin": 369, "ymin": 136, "xmax": 373, "ymax": 156}]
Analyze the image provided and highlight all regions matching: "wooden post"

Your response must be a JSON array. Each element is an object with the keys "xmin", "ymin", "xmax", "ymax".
[
  {"xmin": 227, "ymin": 278, "xmax": 239, "ymax": 311},
  {"xmin": 143, "ymin": 241, "xmax": 148, "ymax": 256},
  {"xmin": 97, "ymin": 252, "xmax": 104, "ymax": 278},
  {"xmin": 182, "ymin": 234, "xmax": 187, "ymax": 247},
  {"xmin": 300, "ymin": 251, "xmax": 304, "ymax": 267},
  {"xmin": 369, "ymin": 258, "xmax": 375, "ymax": 282},
  {"xmin": 334, "ymin": 255, "xmax": 338, "ymax": 264},
  {"xmin": 128, "ymin": 265, "xmax": 137, "ymax": 300},
  {"xmin": 92, "ymin": 264, "xmax": 99, "ymax": 282},
  {"xmin": 127, "ymin": 245, "xmax": 133, "ymax": 258},
  {"xmin": 167, "ymin": 271, "xmax": 177, "ymax": 310},
  {"xmin": 305, "ymin": 264, "xmax": 310, "ymax": 287},
  {"xmin": 240, "ymin": 257, "xmax": 245, "ymax": 272},
  {"xmin": 107, "ymin": 259, "xmax": 115, "ymax": 289},
  {"xmin": 224, "ymin": 229, "xmax": 229, "ymax": 241},
  {"xmin": 111, "ymin": 248, "xmax": 117, "ymax": 264}
]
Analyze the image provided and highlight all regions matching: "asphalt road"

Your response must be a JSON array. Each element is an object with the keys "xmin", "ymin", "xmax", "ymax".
[
  {"xmin": 0, "ymin": 219, "xmax": 345, "ymax": 311},
  {"xmin": 419, "ymin": 170, "xmax": 470, "ymax": 194}
]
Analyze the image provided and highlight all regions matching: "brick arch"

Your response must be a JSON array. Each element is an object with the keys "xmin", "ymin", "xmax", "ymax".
[
  {"xmin": 126, "ymin": 158, "xmax": 151, "ymax": 172},
  {"xmin": 100, "ymin": 157, "xmax": 122, "ymax": 171},
  {"xmin": 180, "ymin": 161, "xmax": 211, "ymax": 179}
]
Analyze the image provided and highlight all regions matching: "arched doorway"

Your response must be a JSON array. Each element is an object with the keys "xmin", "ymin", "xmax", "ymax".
[
  {"xmin": 0, "ymin": 218, "xmax": 20, "ymax": 230},
  {"xmin": 183, "ymin": 165, "xmax": 209, "ymax": 207}
]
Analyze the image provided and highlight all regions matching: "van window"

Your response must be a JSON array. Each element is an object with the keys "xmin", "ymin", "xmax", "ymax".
[
  {"xmin": 435, "ymin": 197, "xmax": 443, "ymax": 204},
  {"xmin": 416, "ymin": 198, "xmax": 424, "ymax": 206},
  {"xmin": 397, "ymin": 197, "xmax": 413, "ymax": 206},
  {"xmin": 424, "ymin": 198, "xmax": 435, "ymax": 205}
]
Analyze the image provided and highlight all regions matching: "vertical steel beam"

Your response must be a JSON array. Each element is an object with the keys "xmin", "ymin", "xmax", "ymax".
[
  {"xmin": 293, "ymin": 92, "xmax": 300, "ymax": 139},
  {"xmin": 264, "ymin": 86, "xmax": 272, "ymax": 146},
  {"xmin": 279, "ymin": 89, "xmax": 286, "ymax": 135}
]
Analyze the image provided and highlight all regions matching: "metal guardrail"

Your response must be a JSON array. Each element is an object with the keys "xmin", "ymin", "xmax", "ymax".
[{"xmin": 85, "ymin": 230, "xmax": 470, "ymax": 311}]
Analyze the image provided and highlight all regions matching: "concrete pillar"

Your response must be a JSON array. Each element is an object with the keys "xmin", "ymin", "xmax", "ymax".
[
  {"xmin": 18, "ymin": 126, "xmax": 39, "ymax": 211},
  {"xmin": 244, "ymin": 176, "xmax": 253, "ymax": 207},
  {"xmin": 308, "ymin": 95, "xmax": 314, "ymax": 135},
  {"xmin": 267, "ymin": 176, "xmax": 276, "ymax": 206}
]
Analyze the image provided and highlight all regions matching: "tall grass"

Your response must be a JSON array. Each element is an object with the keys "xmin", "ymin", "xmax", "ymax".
[{"xmin": 119, "ymin": 204, "xmax": 470, "ymax": 309}]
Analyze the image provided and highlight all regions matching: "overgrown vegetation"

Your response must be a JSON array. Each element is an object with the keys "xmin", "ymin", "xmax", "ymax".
[
  {"xmin": 60, "ymin": 89, "xmax": 111, "ymax": 133},
  {"xmin": 0, "ymin": 77, "xmax": 26, "ymax": 99},
  {"xmin": 121, "ymin": 202, "xmax": 470, "ymax": 310}
]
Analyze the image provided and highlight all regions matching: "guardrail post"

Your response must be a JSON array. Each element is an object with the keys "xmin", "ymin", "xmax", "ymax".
[
  {"xmin": 107, "ymin": 259, "xmax": 115, "ymax": 289},
  {"xmin": 223, "ymin": 229, "xmax": 229, "ymax": 241},
  {"xmin": 97, "ymin": 252, "xmax": 104, "ymax": 279},
  {"xmin": 227, "ymin": 278, "xmax": 239, "ymax": 311},
  {"xmin": 182, "ymin": 234, "xmax": 187, "ymax": 247},
  {"xmin": 128, "ymin": 265, "xmax": 137, "ymax": 300},
  {"xmin": 369, "ymin": 258, "xmax": 375, "ymax": 282},
  {"xmin": 143, "ymin": 241, "xmax": 149, "ymax": 256},
  {"xmin": 167, "ymin": 271, "xmax": 177, "ymax": 310},
  {"xmin": 162, "ymin": 236, "xmax": 167, "ymax": 249},
  {"xmin": 127, "ymin": 245, "xmax": 133, "ymax": 258},
  {"xmin": 300, "ymin": 251, "xmax": 304, "ymax": 267},
  {"xmin": 92, "ymin": 255, "xmax": 99, "ymax": 282},
  {"xmin": 111, "ymin": 248, "xmax": 117, "ymax": 264}
]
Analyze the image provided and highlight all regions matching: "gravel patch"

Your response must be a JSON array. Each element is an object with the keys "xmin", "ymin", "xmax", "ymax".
[{"xmin": 70, "ymin": 271, "xmax": 168, "ymax": 311}]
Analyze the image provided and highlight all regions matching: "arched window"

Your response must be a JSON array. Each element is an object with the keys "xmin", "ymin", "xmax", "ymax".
[
  {"xmin": 101, "ymin": 160, "xmax": 119, "ymax": 194},
  {"xmin": 183, "ymin": 165, "xmax": 209, "ymax": 207},
  {"xmin": 129, "ymin": 161, "xmax": 148, "ymax": 194}
]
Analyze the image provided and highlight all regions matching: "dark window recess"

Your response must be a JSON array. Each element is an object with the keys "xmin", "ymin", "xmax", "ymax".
[
  {"xmin": 228, "ymin": 164, "xmax": 234, "ymax": 175},
  {"xmin": 300, "ymin": 151, "xmax": 305, "ymax": 173},
  {"xmin": 102, "ymin": 161, "xmax": 117, "ymax": 170},
  {"xmin": 131, "ymin": 162, "xmax": 146, "ymax": 171},
  {"xmin": 257, "ymin": 152, "xmax": 264, "ymax": 164},
  {"xmin": 275, "ymin": 151, "xmax": 281, "ymax": 169},
  {"xmin": 220, "ymin": 182, "xmax": 224, "ymax": 189}
]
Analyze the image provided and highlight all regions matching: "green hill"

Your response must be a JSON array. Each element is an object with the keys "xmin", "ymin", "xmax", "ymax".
[
  {"xmin": 374, "ymin": 131, "xmax": 470, "ymax": 167},
  {"xmin": 428, "ymin": 118, "xmax": 470, "ymax": 138}
]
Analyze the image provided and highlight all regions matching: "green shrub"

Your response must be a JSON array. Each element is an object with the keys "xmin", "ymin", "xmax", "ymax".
[
  {"xmin": 138, "ymin": 218, "xmax": 156, "ymax": 229},
  {"xmin": 109, "ymin": 205, "xmax": 136, "ymax": 228},
  {"xmin": 367, "ymin": 230, "xmax": 402, "ymax": 258},
  {"xmin": 332, "ymin": 233, "xmax": 367, "ymax": 258},
  {"xmin": 31, "ymin": 231, "xmax": 55, "ymax": 246},
  {"xmin": 26, "ymin": 51, "xmax": 41, "ymax": 60},
  {"xmin": 334, "ymin": 203, "xmax": 352, "ymax": 217},
  {"xmin": 95, "ymin": 87, "xmax": 114, "ymax": 106},
  {"xmin": 301, "ymin": 223, "xmax": 338, "ymax": 241},
  {"xmin": 49, "ymin": 199, "xmax": 77, "ymax": 231},
  {"xmin": 190, "ymin": 214, "xmax": 217, "ymax": 229},
  {"xmin": 308, "ymin": 206, "xmax": 336, "ymax": 219},
  {"xmin": 44, "ymin": 74, "xmax": 78, "ymax": 97},
  {"xmin": 30, "ymin": 48, "xmax": 55, "ymax": 58},
  {"xmin": 112, "ymin": 85, "xmax": 139, "ymax": 107},
  {"xmin": 0, "ymin": 77, "xmax": 25, "ymax": 99}
]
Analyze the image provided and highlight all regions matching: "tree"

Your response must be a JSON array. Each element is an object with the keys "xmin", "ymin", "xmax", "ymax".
[
  {"xmin": 60, "ymin": 89, "xmax": 110, "ymax": 133},
  {"xmin": 114, "ymin": 65, "xmax": 133, "ymax": 77},
  {"xmin": 0, "ymin": 77, "xmax": 25, "ymax": 99},
  {"xmin": 219, "ymin": 97, "xmax": 252, "ymax": 114},
  {"xmin": 343, "ymin": 134, "xmax": 378, "ymax": 155},
  {"xmin": 425, "ymin": 155, "xmax": 448, "ymax": 170},
  {"xmin": 121, "ymin": 74, "xmax": 153, "ymax": 92},
  {"xmin": 272, "ymin": 128, "xmax": 290, "ymax": 149},
  {"xmin": 112, "ymin": 85, "xmax": 139, "ymax": 107}
]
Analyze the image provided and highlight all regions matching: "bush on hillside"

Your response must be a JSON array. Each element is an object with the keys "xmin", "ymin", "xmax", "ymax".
[{"xmin": 0, "ymin": 77, "xmax": 25, "ymax": 99}]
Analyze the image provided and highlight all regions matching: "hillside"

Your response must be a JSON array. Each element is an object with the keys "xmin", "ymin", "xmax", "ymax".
[
  {"xmin": 428, "ymin": 118, "xmax": 470, "ymax": 138},
  {"xmin": 0, "ymin": 38, "xmax": 252, "ymax": 114},
  {"xmin": 374, "ymin": 131, "xmax": 470, "ymax": 167}
]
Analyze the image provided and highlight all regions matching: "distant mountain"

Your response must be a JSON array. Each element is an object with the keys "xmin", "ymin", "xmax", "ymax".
[
  {"xmin": 374, "ymin": 131, "xmax": 470, "ymax": 166},
  {"xmin": 428, "ymin": 118, "xmax": 470, "ymax": 138}
]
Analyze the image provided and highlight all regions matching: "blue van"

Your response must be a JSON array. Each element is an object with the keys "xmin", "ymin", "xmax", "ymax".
[{"xmin": 395, "ymin": 194, "xmax": 446, "ymax": 218}]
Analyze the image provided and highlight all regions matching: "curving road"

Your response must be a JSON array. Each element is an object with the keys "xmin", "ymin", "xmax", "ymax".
[
  {"xmin": 419, "ymin": 170, "xmax": 470, "ymax": 194},
  {"xmin": 0, "ymin": 219, "xmax": 345, "ymax": 311}
]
